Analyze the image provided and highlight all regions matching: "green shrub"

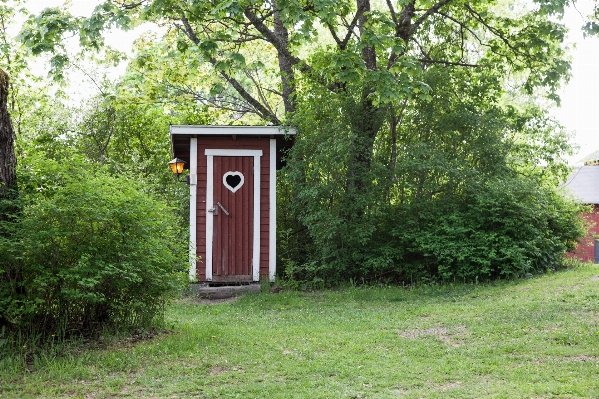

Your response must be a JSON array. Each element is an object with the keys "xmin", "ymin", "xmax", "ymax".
[
  {"xmin": 279, "ymin": 172, "xmax": 585, "ymax": 285},
  {"xmin": 390, "ymin": 177, "xmax": 585, "ymax": 282},
  {"xmin": 0, "ymin": 156, "xmax": 188, "ymax": 339}
]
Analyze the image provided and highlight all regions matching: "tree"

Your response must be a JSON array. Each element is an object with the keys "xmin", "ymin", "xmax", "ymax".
[
  {"xmin": 17, "ymin": 0, "xmax": 591, "ymax": 283},
  {"xmin": 280, "ymin": 62, "xmax": 583, "ymax": 283},
  {"xmin": 24, "ymin": 0, "xmax": 575, "ymax": 200},
  {"xmin": 0, "ymin": 35, "xmax": 19, "ymax": 327},
  {"xmin": 0, "ymin": 68, "xmax": 18, "ymax": 311},
  {"xmin": 0, "ymin": 2, "xmax": 193, "ymax": 337},
  {"xmin": 19, "ymin": 1, "xmax": 576, "ymax": 120}
]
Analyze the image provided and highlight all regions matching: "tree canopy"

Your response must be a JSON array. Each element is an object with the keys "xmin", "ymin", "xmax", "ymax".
[
  {"xmin": 2, "ymin": 0, "xmax": 593, "ymax": 289},
  {"xmin": 19, "ymin": 1, "xmax": 586, "ymax": 118}
]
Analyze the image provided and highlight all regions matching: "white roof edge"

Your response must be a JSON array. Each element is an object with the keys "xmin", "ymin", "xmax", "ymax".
[{"xmin": 170, "ymin": 125, "xmax": 296, "ymax": 135}]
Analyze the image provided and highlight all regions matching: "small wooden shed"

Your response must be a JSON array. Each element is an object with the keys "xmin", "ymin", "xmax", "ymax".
[{"xmin": 170, "ymin": 125, "xmax": 295, "ymax": 283}]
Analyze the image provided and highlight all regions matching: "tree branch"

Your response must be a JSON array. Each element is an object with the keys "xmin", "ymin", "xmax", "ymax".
[
  {"xmin": 358, "ymin": 0, "xmax": 377, "ymax": 70},
  {"xmin": 386, "ymin": 0, "xmax": 398, "ymax": 26},
  {"xmin": 418, "ymin": 58, "xmax": 478, "ymax": 67},
  {"xmin": 409, "ymin": 0, "xmax": 453, "ymax": 36},
  {"xmin": 464, "ymin": 4, "xmax": 527, "ymax": 60},
  {"xmin": 243, "ymin": 7, "xmax": 312, "ymax": 75},
  {"xmin": 326, "ymin": 5, "xmax": 364, "ymax": 52},
  {"xmin": 180, "ymin": 15, "xmax": 281, "ymax": 124},
  {"xmin": 326, "ymin": 22, "xmax": 343, "ymax": 48},
  {"xmin": 180, "ymin": 16, "xmax": 200, "ymax": 44}
]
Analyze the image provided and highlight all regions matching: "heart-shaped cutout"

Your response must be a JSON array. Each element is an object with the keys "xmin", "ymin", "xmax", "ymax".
[{"xmin": 223, "ymin": 171, "xmax": 244, "ymax": 193}]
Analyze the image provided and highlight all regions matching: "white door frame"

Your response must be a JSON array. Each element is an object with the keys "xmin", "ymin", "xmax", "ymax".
[
  {"xmin": 205, "ymin": 149, "xmax": 263, "ymax": 281},
  {"xmin": 188, "ymin": 138, "xmax": 198, "ymax": 281}
]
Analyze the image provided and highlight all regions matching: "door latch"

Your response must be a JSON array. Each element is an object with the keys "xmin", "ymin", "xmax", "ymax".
[
  {"xmin": 216, "ymin": 202, "xmax": 230, "ymax": 216},
  {"xmin": 208, "ymin": 207, "xmax": 218, "ymax": 216}
]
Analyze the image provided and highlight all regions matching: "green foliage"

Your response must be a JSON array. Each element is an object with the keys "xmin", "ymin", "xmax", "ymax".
[
  {"xmin": 390, "ymin": 177, "xmax": 585, "ymax": 281},
  {"xmin": 6, "ymin": 0, "xmax": 593, "ymax": 292},
  {"xmin": 0, "ymin": 156, "xmax": 188, "ymax": 339},
  {"xmin": 283, "ymin": 65, "xmax": 585, "ymax": 285},
  {"xmin": 0, "ymin": 0, "xmax": 200, "ymax": 348}
]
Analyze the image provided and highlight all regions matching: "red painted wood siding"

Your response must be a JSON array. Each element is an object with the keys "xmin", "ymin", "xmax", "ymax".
[
  {"xmin": 570, "ymin": 204, "xmax": 599, "ymax": 263},
  {"xmin": 194, "ymin": 137, "xmax": 271, "ymax": 281}
]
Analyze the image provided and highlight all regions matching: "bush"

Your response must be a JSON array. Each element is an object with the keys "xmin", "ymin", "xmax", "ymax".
[
  {"xmin": 279, "ymin": 173, "xmax": 585, "ymax": 285},
  {"xmin": 390, "ymin": 177, "xmax": 585, "ymax": 282},
  {"xmin": 0, "ymin": 157, "xmax": 188, "ymax": 339}
]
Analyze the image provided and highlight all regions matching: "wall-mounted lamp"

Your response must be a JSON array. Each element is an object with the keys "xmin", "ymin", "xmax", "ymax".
[{"xmin": 168, "ymin": 158, "xmax": 187, "ymax": 182}]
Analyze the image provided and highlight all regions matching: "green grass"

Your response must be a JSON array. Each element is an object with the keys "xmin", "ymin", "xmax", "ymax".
[{"xmin": 2, "ymin": 264, "xmax": 599, "ymax": 398}]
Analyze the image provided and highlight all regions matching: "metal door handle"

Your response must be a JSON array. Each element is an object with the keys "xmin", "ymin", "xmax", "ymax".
[
  {"xmin": 208, "ymin": 207, "xmax": 218, "ymax": 216},
  {"xmin": 216, "ymin": 202, "xmax": 230, "ymax": 216}
]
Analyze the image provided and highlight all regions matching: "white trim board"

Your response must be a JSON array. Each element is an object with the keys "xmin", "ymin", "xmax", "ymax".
[
  {"xmin": 204, "ymin": 149, "xmax": 262, "ymax": 282},
  {"xmin": 205, "ymin": 149, "xmax": 264, "ymax": 157},
  {"xmin": 188, "ymin": 138, "xmax": 198, "ymax": 281},
  {"xmin": 171, "ymin": 125, "xmax": 296, "ymax": 136},
  {"xmin": 205, "ymin": 153, "xmax": 214, "ymax": 281},
  {"xmin": 269, "ymin": 139, "xmax": 276, "ymax": 282}
]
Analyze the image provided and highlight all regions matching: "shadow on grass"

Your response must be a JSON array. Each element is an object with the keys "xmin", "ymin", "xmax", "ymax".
[{"xmin": 221, "ymin": 263, "xmax": 593, "ymax": 312}]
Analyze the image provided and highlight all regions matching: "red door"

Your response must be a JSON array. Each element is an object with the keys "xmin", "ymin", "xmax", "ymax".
[{"xmin": 211, "ymin": 156, "xmax": 254, "ymax": 282}]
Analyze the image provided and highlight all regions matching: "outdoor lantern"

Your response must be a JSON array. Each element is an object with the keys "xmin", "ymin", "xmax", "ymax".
[{"xmin": 168, "ymin": 158, "xmax": 187, "ymax": 181}]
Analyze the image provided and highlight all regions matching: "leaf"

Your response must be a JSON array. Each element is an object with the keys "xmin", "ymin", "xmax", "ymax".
[
  {"xmin": 230, "ymin": 52, "xmax": 245, "ymax": 66},
  {"xmin": 176, "ymin": 40, "xmax": 189, "ymax": 53}
]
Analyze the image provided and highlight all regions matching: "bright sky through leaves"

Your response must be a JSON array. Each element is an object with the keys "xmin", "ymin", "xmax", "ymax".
[
  {"xmin": 550, "ymin": 0, "xmax": 599, "ymax": 163},
  {"xmin": 22, "ymin": 0, "xmax": 599, "ymax": 164}
]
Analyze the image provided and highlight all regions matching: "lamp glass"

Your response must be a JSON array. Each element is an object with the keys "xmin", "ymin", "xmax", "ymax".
[{"xmin": 168, "ymin": 158, "xmax": 186, "ymax": 175}]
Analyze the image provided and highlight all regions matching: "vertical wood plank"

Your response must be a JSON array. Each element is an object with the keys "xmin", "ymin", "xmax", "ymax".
[{"xmin": 211, "ymin": 155, "xmax": 254, "ymax": 280}]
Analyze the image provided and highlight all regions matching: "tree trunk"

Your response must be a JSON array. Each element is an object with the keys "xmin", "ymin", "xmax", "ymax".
[
  {"xmin": 343, "ymin": 95, "xmax": 385, "ymax": 219},
  {"xmin": 341, "ymin": 0, "xmax": 381, "ymax": 217},
  {"xmin": 0, "ymin": 68, "xmax": 19, "ymax": 329},
  {"xmin": 272, "ymin": 0, "xmax": 296, "ymax": 114},
  {"xmin": 0, "ymin": 68, "xmax": 16, "ymax": 205}
]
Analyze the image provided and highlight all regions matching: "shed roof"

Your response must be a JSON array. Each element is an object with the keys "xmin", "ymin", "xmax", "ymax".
[
  {"xmin": 563, "ymin": 165, "xmax": 599, "ymax": 204},
  {"xmin": 170, "ymin": 125, "xmax": 295, "ymax": 136},
  {"xmin": 169, "ymin": 125, "xmax": 296, "ymax": 170}
]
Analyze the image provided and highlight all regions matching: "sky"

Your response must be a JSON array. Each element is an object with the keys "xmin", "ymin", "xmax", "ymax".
[
  {"xmin": 549, "ymin": 1, "xmax": 599, "ymax": 164},
  {"xmin": 21, "ymin": 0, "xmax": 599, "ymax": 164}
]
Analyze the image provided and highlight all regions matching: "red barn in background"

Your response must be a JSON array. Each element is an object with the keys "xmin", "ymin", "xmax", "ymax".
[
  {"xmin": 170, "ymin": 126, "xmax": 295, "ymax": 283},
  {"xmin": 563, "ymin": 153, "xmax": 599, "ymax": 263}
]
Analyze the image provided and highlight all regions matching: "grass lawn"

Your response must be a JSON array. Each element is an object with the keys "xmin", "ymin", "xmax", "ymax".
[{"xmin": 1, "ymin": 264, "xmax": 599, "ymax": 398}]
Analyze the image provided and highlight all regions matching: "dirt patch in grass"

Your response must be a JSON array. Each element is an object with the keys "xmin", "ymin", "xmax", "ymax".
[
  {"xmin": 590, "ymin": 275, "xmax": 599, "ymax": 282},
  {"xmin": 564, "ymin": 355, "xmax": 598, "ymax": 362},
  {"xmin": 209, "ymin": 366, "xmax": 229, "ymax": 375},
  {"xmin": 436, "ymin": 381, "xmax": 462, "ymax": 391},
  {"xmin": 208, "ymin": 365, "xmax": 245, "ymax": 375},
  {"xmin": 200, "ymin": 297, "xmax": 241, "ymax": 305},
  {"xmin": 121, "ymin": 388, "xmax": 203, "ymax": 399},
  {"xmin": 178, "ymin": 296, "xmax": 241, "ymax": 305},
  {"xmin": 96, "ymin": 329, "xmax": 172, "ymax": 352},
  {"xmin": 399, "ymin": 325, "xmax": 468, "ymax": 347}
]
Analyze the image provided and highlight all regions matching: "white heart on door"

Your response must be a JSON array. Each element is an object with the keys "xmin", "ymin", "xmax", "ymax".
[{"xmin": 223, "ymin": 171, "xmax": 244, "ymax": 193}]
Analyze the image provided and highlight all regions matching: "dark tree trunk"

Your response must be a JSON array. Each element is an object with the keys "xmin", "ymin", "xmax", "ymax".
[
  {"xmin": 341, "ymin": 0, "xmax": 384, "ymax": 219},
  {"xmin": 0, "ymin": 68, "xmax": 16, "ymax": 205},
  {"xmin": 345, "ymin": 100, "xmax": 384, "ymax": 181},
  {"xmin": 0, "ymin": 68, "xmax": 19, "ymax": 329},
  {"xmin": 272, "ymin": 0, "xmax": 296, "ymax": 114}
]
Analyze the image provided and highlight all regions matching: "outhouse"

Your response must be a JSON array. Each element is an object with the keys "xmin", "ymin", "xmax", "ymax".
[{"xmin": 169, "ymin": 125, "xmax": 295, "ymax": 283}]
